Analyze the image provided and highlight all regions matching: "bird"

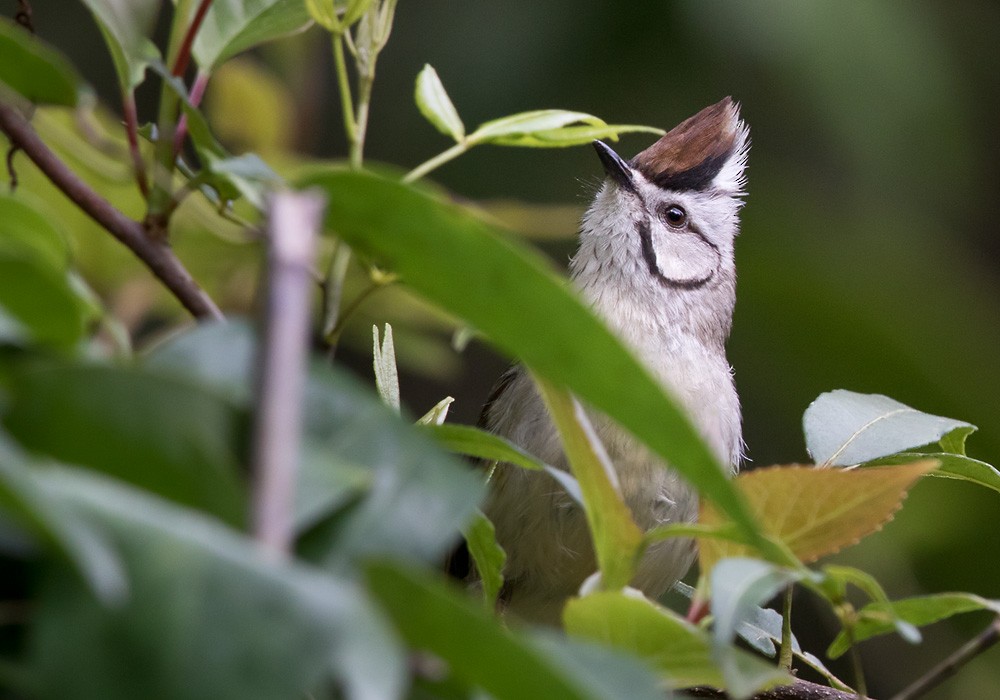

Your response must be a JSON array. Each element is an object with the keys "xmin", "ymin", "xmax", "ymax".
[{"xmin": 475, "ymin": 97, "xmax": 750, "ymax": 625}]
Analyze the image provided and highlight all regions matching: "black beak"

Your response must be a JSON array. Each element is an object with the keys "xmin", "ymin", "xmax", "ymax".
[{"xmin": 592, "ymin": 140, "xmax": 636, "ymax": 193}]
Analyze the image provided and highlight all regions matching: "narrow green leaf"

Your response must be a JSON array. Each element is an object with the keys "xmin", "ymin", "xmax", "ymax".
[
  {"xmin": 467, "ymin": 110, "xmax": 606, "ymax": 145},
  {"xmin": 24, "ymin": 467, "xmax": 405, "ymax": 700},
  {"xmin": 819, "ymin": 565, "xmax": 920, "ymax": 645},
  {"xmin": 0, "ymin": 17, "xmax": 89, "ymax": 106},
  {"xmin": 463, "ymin": 509, "xmax": 506, "ymax": 608},
  {"xmin": 366, "ymin": 562, "xmax": 657, "ymax": 700},
  {"xmin": 79, "ymin": 0, "xmax": 161, "ymax": 90},
  {"xmin": 302, "ymin": 170, "xmax": 760, "ymax": 547},
  {"xmin": 422, "ymin": 423, "xmax": 548, "ymax": 471},
  {"xmin": 372, "ymin": 324, "xmax": 400, "ymax": 412},
  {"xmin": 804, "ymin": 390, "xmax": 976, "ymax": 466},
  {"xmin": 867, "ymin": 451, "xmax": 1000, "ymax": 496},
  {"xmin": 939, "ymin": 425, "xmax": 975, "ymax": 455},
  {"xmin": 304, "ymin": 0, "xmax": 341, "ymax": 31},
  {"xmin": 536, "ymin": 378, "xmax": 644, "ymax": 591},
  {"xmin": 415, "ymin": 64, "xmax": 465, "ymax": 142},
  {"xmin": 827, "ymin": 593, "xmax": 1000, "ymax": 658},
  {"xmin": 2, "ymin": 360, "xmax": 248, "ymax": 526},
  {"xmin": 416, "ymin": 396, "xmax": 454, "ymax": 425},
  {"xmin": 484, "ymin": 123, "xmax": 663, "ymax": 148},
  {"xmin": 187, "ymin": 0, "xmax": 314, "ymax": 71}
]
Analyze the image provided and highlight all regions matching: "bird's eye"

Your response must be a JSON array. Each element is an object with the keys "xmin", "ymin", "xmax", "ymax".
[{"xmin": 662, "ymin": 205, "xmax": 687, "ymax": 228}]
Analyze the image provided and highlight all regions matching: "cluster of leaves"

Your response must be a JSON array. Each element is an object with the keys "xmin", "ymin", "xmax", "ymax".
[{"xmin": 1, "ymin": 2, "xmax": 1000, "ymax": 699}]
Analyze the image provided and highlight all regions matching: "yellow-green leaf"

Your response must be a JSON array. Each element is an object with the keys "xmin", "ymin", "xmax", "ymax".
[
  {"xmin": 415, "ymin": 64, "xmax": 465, "ymax": 142},
  {"xmin": 700, "ymin": 461, "xmax": 938, "ymax": 572},
  {"xmin": 535, "ymin": 378, "xmax": 643, "ymax": 591}
]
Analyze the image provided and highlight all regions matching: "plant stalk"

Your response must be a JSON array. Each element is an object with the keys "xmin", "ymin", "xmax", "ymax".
[
  {"xmin": 779, "ymin": 586, "xmax": 795, "ymax": 671},
  {"xmin": 403, "ymin": 141, "xmax": 469, "ymax": 182}
]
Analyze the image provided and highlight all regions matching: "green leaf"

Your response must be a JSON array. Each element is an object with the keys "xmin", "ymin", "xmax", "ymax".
[
  {"xmin": 804, "ymin": 390, "xmax": 976, "ymax": 466},
  {"xmin": 0, "ymin": 17, "xmax": 89, "ymax": 106},
  {"xmin": 422, "ymin": 422, "xmax": 548, "ymax": 471},
  {"xmin": 939, "ymin": 425, "xmax": 975, "ymax": 455},
  {"xmin": 483, "ymin": 124, "xmax": 663, "ymax": 148},
  {"xmin": 827, "ymin": 592, "xmax": 1000, "ymax": 658},
  {"xmin": 869, "ymin": 451, "xmax": 1000, "ymax": 496},
  {"xmin": 22, "ymin": 467, "xmax": 405, "ymax": 700},
  {"xmin": 0, "ymin": 253, "xmax": 92, "ymax": 350},
  {"xmin": 2, "ymin": 360, "xmax": 248, "ymax": 526},
  {"xmin": 0, "ymin": 193, "xmax": 72, "ymax": 271},
  {"xmin": 366, "ymin": 562, "xmax": 661, "ymax": 700},
  {"xmin": 302, "ymin": 170, "xmax": 760, "ymax": 548},
  {"xmin": 416, "ymin": 396, "xmax": 454, "ymax": 425},
  {"xmin": 536, "ymin": 378, "xmax": 644, "ymax": 591},
  {"xmin": 468, "ymin": 110, "xmax": 605, "ymax": 144},
  {"xmin": 415, "ymin": 64, "xmax": 465, "ymax": 142},
  {"xmin": 372, "ymin": 323, "xmax": 400, "ymax": 412},
  {"xmin": 817, "ymin": 565, "xmax": 920, "ymax": 647},
  {"xmin": 462, "ymin": 509, "xmax": 505, "ymax": 608},
  {"xmin": 0, "ymin": 435, "xmax": 127, "ymax": 605},
  {"xmin": 79, "ymin": 0, "xmax": 161, "ymax": 90},
  {"xmin": 186, "ymin": 0, "xmax": 313, "ymax": 71}
]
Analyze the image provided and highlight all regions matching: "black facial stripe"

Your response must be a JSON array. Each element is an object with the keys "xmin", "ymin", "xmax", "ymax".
[
  {"xmin": 636, "ymin": 219, "xmax": 718, "ymax": 289},
  {"xmin": 637, "ymin": 148, "xmax": 733, "ymax": 192}
]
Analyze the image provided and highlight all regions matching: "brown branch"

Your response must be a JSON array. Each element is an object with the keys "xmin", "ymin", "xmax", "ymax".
[
  {"xmin": 250, "ymin": 190, "xmax": 324, "ymax": 554},
  {"xmin": 0, "ymin": 100, "xmax": 223, "ymax": 320},
  {"xmin": 685, "ymin": 679, "xmax": 862, "ymax": 699},
  {"xmin": 889, "ymin": 615, "xmax": 1000, "ymax": 700},
  {"xmin": 14, "ymin": 0, "xmax": 34, "ymax": 33}
]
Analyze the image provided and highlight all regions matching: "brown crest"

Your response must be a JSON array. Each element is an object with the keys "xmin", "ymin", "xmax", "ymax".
[{"xmin": 631, "ymin": 97, "xmax": 743, "ymax": 191}]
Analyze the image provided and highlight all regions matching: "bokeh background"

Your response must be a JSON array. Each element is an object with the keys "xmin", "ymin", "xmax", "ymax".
[{"xmin": 22, "ymin": 1, "xmax": 1000, "ymax": 697}]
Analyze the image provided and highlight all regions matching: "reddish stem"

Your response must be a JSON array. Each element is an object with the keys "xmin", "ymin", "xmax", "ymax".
[
  {"xmin": 122, "ymin": 93, "xmax": 150, "ymax": 198},
  {"xmin": 172, "ymin": 0, "xmax": 214, "ymax": 78},
  {"xmin": 173, "ymin": 70, "xmax": 210, "ymax": 157}
]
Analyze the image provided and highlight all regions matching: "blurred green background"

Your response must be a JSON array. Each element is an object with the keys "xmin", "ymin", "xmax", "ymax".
[{"xmin": 22, "ymin": 1, "xmax": 1000, "ymax": 697}]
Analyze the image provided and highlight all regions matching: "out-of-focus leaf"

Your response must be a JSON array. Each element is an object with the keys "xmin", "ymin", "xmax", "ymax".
[
  {"xmin": 818, "ymin": 564, "xmax": 920, "ymax": 646},
  {"xmin": 185, "ymin": 0, "xmax": 313, "ymax": 71},
  {"xmin": 0, "ymin": 194, "xmax": 71, "ymax": 270},
  {"xmin": 372, "ymin": 324, "xmax": 400, "ymax": 412},
  {"xmin": 868, "ymin": 451, "xmax": 1000, "ymax": 496},
  {"xmin": 804, "ymin": 390, "xmax": 975, "ymax": 466},
  {"xmin": 699, "ymin": 462, "xmax": 938, "ymax": 572},
  {"xmin": 463, "ymin": 509, "xmax": 505, "ymax": 608},
  {"xmin": 0, "ymin": 17, "xmax": 89, "ymax": 106},
  {"xmin": 304, "ymin": 0, "xmax": 373, "ymax": 32},
  {"xmin": 79, "ymin": 0, "xmax": 161, "ymax": 90},
  {"xmin": 366, "ymin": 562, "xmax": 661, "ymax": 700},
  {"xmin": 828, "ymin": 593, "xmax": 1000, "ymax": 659},
  {"xmin": 0, "ymin": 253, "xmax": 92, "ymax": 350},
  {"xmin": 466, "ymin": 110, "xmax": 661, "ymax": 147},
  {"xmin": 302, "ymin": 170, "xmax": 761, "ymax": 549},
  {"xmin": 415, "ymin": 64, "xmax": 465, "ymax": 142},
  {"xmin": 2, "ymin": 360, "xmax": 247, "ymax": 526},
  {"xmin": 486, "ymin": 124, "xmax": 664, "ymax": 148},
  {"xmin": 0, "ymin": 435, "xmax": 127, "ymax": 605},
  {"xmin": 22, "ymin": 467, "xmax": 405, "ymax": 700},
  {"xmin": 536, "ymin": 379, "xmax": 643, "ymax": 591}
]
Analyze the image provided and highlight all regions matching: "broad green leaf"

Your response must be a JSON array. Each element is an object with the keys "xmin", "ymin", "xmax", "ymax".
[
  {"xmin": 827, "ymin": 593, "xmax": 1000, "ymax": 658},
  {"xmin": 372, "ymin": 324, "xmax": 400, "ymax": 412},
  {"xmin": 302, "ymin": 170, "xmax": 760, "ymax": 548},
  {"xmin": 422, "ymin": 422, "xmax": 548, "ymax": 471},
  {"xmin": 0, "ymin": 253, "xmax": 92, "ymax": 350},
  {"xmin": 143, "ymin": 319, "xmax": 484, "ymax": 567},
  {"xmin": 869, "ymin": 451, "xmax": 1000, "ymax": 496},
  {"xmin": 79, "ymin": 0, "xmax": 161, "ymax": 90},
  {"xmin": 0, "ymin": 435, "xmax": 127, "ymax": 605},
  {"xmin": 699, "ymin": 461, "xmax": 938, "ymax": 572},
  {"xmin": 22, "ymin": 467, "xmax": 405, "ymax": 700},
  {"xmin": 185, "ymin": 0, "xmax": 313, "ymax": 71},
  {"xmin": 415, "ymin": 64, "xmax": 465, "ymax": 142},
  {"xmin": 468, "ymin": 110, "xmax": 606, "ymax": 144},
  {"xmin": 804, "ymin": 390, "xmax": 976, "ymax": 466},
  {"xmin": 2, "ymin": 360, "xmax": 247, "ymax": 526},
  {"xmin": 0, "ymin": 17, "xmax": 89, "ymax": 106},
  {"xmin": 463, "ymin": 509, "xmax": 505, "ymax": 608},
  {"xmin": 564, "ymin": 590, "xmax": 791, "ymax": 696},
  {"xmin": 366, "ymin": 562, "xmax": 661, "ymax": 700},
  {"xmin": 484, "ymin": 123, "xmax": 663, "ymax": 148},
  {"xmin": 536, "ymin": 378, "xmax": 643, "ymax": 591},
  {"xmin": 0, "ymin": 193, "xmax": 71, "ymax": 270}
]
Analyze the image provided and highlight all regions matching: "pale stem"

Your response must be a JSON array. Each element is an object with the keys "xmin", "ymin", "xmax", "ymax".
[{"xmin": 403, "ymin": 142, "xmax": 470, "ymax": 183}]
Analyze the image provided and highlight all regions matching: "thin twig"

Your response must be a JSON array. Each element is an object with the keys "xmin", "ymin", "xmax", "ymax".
[
  {"xmin": 5, "ymin": 144, "xmax": 18, "ymax": 191},
  {"xmin": 890, "ymin": 615, "xmax": 1000, "ymax": 700},
  {"xmin": 122, "ymin": 93, "xmax": 150, "ymax": 197},
  {"xmin": 172, "ymin": 69, "xmax": 210, "ymax": 158},
  {"xmin": 250, "ymin": 190, "xmax": 324, "ymax": 555},
  {"xmin": 0, "ymin": 100, "xmax": 223, "ymax": 320},
  {"xmin": 172, "ymin": 0, "xmax": 214, "ymax": 79}
]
